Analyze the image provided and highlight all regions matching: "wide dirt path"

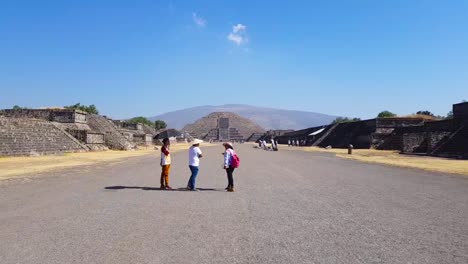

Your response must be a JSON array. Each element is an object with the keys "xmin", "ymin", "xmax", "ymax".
[{"xmin": 1, "ymin": 144, "xmax": 467, "ymax": 264}]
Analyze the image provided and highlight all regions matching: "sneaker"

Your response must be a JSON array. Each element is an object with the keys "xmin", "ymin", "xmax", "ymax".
[
  {"xmin": 160, "ymin": 185, "xmax": 166, "ymax": 190},
  {"xmin": 190, "ymin": 188, "xmax": 200, "ymax": 192},
  {"xmin": 165, "ymin": 186, "xmax": 173, "ymax": 190},
  {"xmin": 227, "ymin": 187, "xmax": 235, "ymax": 192}
]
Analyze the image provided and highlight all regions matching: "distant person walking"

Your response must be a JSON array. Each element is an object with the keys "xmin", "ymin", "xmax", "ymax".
[
  {"xmin": 160, "ymin": 138, "xmax": 172, "ymax": 190},
  {"xmin": 288, "ymin": 139, "xmax": 291, "ymax": 147},
  {"xmin": 223, "ymin": 142, "xmax": 239, "ymax": 192},
  {"xmin": 187, "ymin": 139, "xmax": 203, "ymax": 191}
]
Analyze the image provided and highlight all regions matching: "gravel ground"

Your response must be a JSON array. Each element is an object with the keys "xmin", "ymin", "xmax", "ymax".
[{"xmin": 1, "ymin": 144, "xmax": 467, "ymax": 264}]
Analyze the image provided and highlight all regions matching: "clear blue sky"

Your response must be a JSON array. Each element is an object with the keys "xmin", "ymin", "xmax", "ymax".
[{"xmin": 1, "ymin": 0, "xmax": 467, "ymax": 119}]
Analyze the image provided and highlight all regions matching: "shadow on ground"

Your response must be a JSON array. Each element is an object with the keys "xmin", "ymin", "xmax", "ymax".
[{"xmin": 104, "ymin": 186, "xmax": 220, "ymax": 192}]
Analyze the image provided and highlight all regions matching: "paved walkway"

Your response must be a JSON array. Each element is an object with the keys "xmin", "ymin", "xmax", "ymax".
[{"xmin": 1, "ymin": 144, "xmax": 467, "ymax": 264}]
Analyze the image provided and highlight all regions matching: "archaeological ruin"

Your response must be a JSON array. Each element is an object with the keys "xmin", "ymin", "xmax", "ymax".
[
  {"xmin": 2, "ymin": 102, "xmax": 466, "ymax": 159},
  {"xmin": 0, "ymin": 108, "xmax": 161, "ymax": 156},
  {"xmin": 274, "ymin": 102, "xmax": 468, "ymax": 159},
  {"xmin": 182, "ymin": 112, "xmax": 265, "ymax": 142}
]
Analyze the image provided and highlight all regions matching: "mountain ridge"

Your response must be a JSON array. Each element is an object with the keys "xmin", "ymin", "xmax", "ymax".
[{"xmin": 148, "ymin": 104, "xmax": 337, "ymax": 130}]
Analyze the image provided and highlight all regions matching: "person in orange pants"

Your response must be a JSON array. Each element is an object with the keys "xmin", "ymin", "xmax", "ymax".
[{"xmin": 160, "ymin": 138, "xmax": 172, "ymax": 189}]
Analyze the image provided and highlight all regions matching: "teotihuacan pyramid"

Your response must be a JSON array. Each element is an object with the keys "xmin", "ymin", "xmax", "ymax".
[{"xmin": 182, "ymin": 112, "xmax": 265, "ymax": 141}]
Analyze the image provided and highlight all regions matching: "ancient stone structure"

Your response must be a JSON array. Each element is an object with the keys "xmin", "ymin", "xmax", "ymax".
[
  {"xmin": 0, "ymin": 116, "xmax": 89, "ymax": 156},
  {"xmin": 0, "ymin": 109, "xmax": 87, "ymax": 123},
  {"xmin": 256, "ymin": 130, "xmax": 294, "ymax": 143},
  {"xmin": 0, "ymin": 108, "xmax": 150, "ymax": 156},
  {"xmin": 395, "ymin": 102, "xmax": 468, "ymax": 158},
  {"xmin": 86, "ymin": 115, "xmax": 135, "ymax": 150},
  {"xmin": 276, "ymin": 118, "xmax": 421, "ymax": 148},
  {"xmin": 246, "ymin": 132, "xmax": 265, "ymax": 142},
  {"xmin": 112, "ymin": 120, "xmax": 155, "ymax": 146},
  {"xmin": 183, "ymin": 112, "xmax": 265, "ymax": 142},
  {"xmin": 276, "ymin": 102, "xmax": 468, "ymax": 159}
]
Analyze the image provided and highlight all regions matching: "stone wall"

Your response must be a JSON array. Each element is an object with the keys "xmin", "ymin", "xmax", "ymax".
[
  {"xmin": 402, "ymin": 129, "xmax": 427, "ymax": 153},
  {"xmin": 453, "ymin": 102, "xmax": 468, "ymax": 121},
  {"xmin": 316, "ymin": 119, "xmax": 376, "ymax": 149},
  {"xmin": 432, "ymin": 123, "xmax": 468, "ymax": 158},
  {"xmin": 376, "ymin": 118, "xmax": 425, "ymax": 129},
  {"xmin": 274, "ymin": 118, "xmax": 425, "ymax": 148},
  {"xmin": 86, "ymin": 133, "xmax": 105, "ymax": 144},
  {"xmin": 0, "ymin": 109, "xmax": 87, "ymax": 123},
  {"xmin": 113, "ymin": 121, "xmax": 143, "ymax": 131},
  {"xmin": 87, "ymin": 114, "xmax": 135, "ymax": 150},
  {"xmin": 133, "ymin": 134, "xmax": 152, "ymax": 145},
  {"xmin": 0, "ymin": 117, "xmax": 88, "ymax": 156}
]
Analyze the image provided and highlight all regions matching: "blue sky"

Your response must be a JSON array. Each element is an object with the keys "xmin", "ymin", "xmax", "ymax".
[{"xmin": 1, "ymin": 0, "xmax": 467, "ymax": 119}]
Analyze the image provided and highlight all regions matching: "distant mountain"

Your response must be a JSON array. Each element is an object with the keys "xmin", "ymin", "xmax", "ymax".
[{"xmin": 148, "ymin": 104, "xmax": 337, "ymax": 130}]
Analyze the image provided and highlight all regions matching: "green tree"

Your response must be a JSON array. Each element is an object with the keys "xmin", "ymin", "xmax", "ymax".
[
  {"xmin": 377, "ymin": 111, "xmax": 397, "ymax": 118},
  {"xmin": 416, "ymin": 110, "xmax": 435, "ymax": 117},
  {"xmin": 331, "ymin": 117, "xmax": 361, "ymax": 124},
  {"xmin": 87, "ymin": 104, "xmax": 99, "ymax": 114},
  {"xmin": 154, "ymin": 120, "xmax": 167, "ymax": 130},
  {"xmin": 128, "ymin": 116, "xmax": 154, "ymax": 127},
  {"xmin": 445, "ymin": 110, "xmax": 454, "ymax": 119},
  {"xmin": 12, "ymin": 105, "xmax": 23, "ymax": 110},
  {"xmin": 64, "ymin": 103, "xmax": 99, "ymax": 114}
]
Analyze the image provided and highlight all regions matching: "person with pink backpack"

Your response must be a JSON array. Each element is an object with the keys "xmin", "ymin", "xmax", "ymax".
[{"xmin": 223, "ymin": 142, "xmax": 239, "ymax": 192}]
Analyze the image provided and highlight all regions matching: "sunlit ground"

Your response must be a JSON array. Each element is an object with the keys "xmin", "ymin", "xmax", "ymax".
[
  {"xmin": 283, "ymin": 146, "xmax": 468, "ymax": 176},
  {"xmin": 0, "ymin": 143, "xmax": 217, "ymax": 180}
]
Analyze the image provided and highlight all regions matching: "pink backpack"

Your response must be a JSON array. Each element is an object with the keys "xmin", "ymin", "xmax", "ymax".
[{"xmin": 228, "ymin": 149, "xmax": 240, "ymax": 168}]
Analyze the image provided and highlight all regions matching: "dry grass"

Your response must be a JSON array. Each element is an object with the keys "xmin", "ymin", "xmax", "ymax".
[
  {"xmin": 402, "ymin": 114, "xmax": 440, "ymax": 120},
  {"xmin": 289, "ymin": 146, "xmax": 468, "ymax": 176},
  {"xmin": 0, "ymin": 143, "xmax": 216, "ymax": 181}
]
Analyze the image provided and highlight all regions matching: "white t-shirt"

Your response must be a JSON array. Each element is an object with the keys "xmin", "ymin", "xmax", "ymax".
[{"xmin": 188, "ymin": 146, "xmax": 202, "ymax": 166}]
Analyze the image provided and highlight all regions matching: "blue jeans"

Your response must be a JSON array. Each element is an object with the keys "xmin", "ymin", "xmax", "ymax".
[{"xmin": 188, "ymin": 165, "xmax": 199, "ymax": 189}]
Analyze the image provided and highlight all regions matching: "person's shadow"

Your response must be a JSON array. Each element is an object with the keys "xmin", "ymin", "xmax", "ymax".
[{"xmin": 104, "ymin": 186, "xmax": 219, "ymax": 191}]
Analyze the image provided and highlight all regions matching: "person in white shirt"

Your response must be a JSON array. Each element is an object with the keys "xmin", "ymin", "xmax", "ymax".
[
  {"xmin": 270, "ymin": 138, "xmax": 276, "ymax": 151},
  {"xmin": 187, "ymin": 139, "xmax": 203, "ymax": 191}
]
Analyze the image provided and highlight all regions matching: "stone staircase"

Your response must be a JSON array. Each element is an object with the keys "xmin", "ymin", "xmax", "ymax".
[
  {"xmin": 317, "ymin": 122, "xmax": 375, "ymax": 149},
  {"xmin": 218, "ymin": 128, "xmax": 229, "ymax": 141},
  {"xmin": 204, "ymin": 129, "xmax": 219, "ymax": 141},
  {"xmin": 312, "ymin": 124, "xmax": 338, "ymax": 147},
  {"xmin": 431, "ymin": 123, "xmax": 468, "ymax": 158},
  {"xmin": 87, "ymin": 114, "xmax": 135, "ymax": 150},
  {"xmin": 375, "ymin": 132, "xmax": 403, "ymax": 150},
  {"xmin": 0, "ymin": 117, "xmax": 88, "ymax": 156},
  {"xmin": 228, "ymin": 128, "xmax": 244, "ymax": 141},
  {"xmin": 246, "ymin": 133, "xmax": 264, "ymax": 142}
]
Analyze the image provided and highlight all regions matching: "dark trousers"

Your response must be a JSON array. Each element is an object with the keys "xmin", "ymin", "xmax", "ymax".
[{"xmin": 226, "ymin": 167, "xmax": 235, "ymax": 187}]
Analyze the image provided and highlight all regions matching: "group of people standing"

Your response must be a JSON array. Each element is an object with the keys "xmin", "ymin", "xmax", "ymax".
[
  {"xmin": 258, "ymin": 138, "xmax": 279, "ymax": 151},
  {"xmin": 159, "ymin": 138, "xmax": 238, "ymax": 192},
  {"xmin": 288, "ymin": 139, "xmax": 306, "ymax": 146}
]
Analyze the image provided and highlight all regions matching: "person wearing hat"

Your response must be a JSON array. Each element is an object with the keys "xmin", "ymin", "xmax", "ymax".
[
  {"xmin": 160, "ymin": 138, "xmax": 172, "ymax": 189},
  {"xmin": 187, "ymin": 139, "xmax": 203, "ymax": 191},
  {"xmin": 223, "ymin": 142, "xmax": 236, "ymax": 192}
]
